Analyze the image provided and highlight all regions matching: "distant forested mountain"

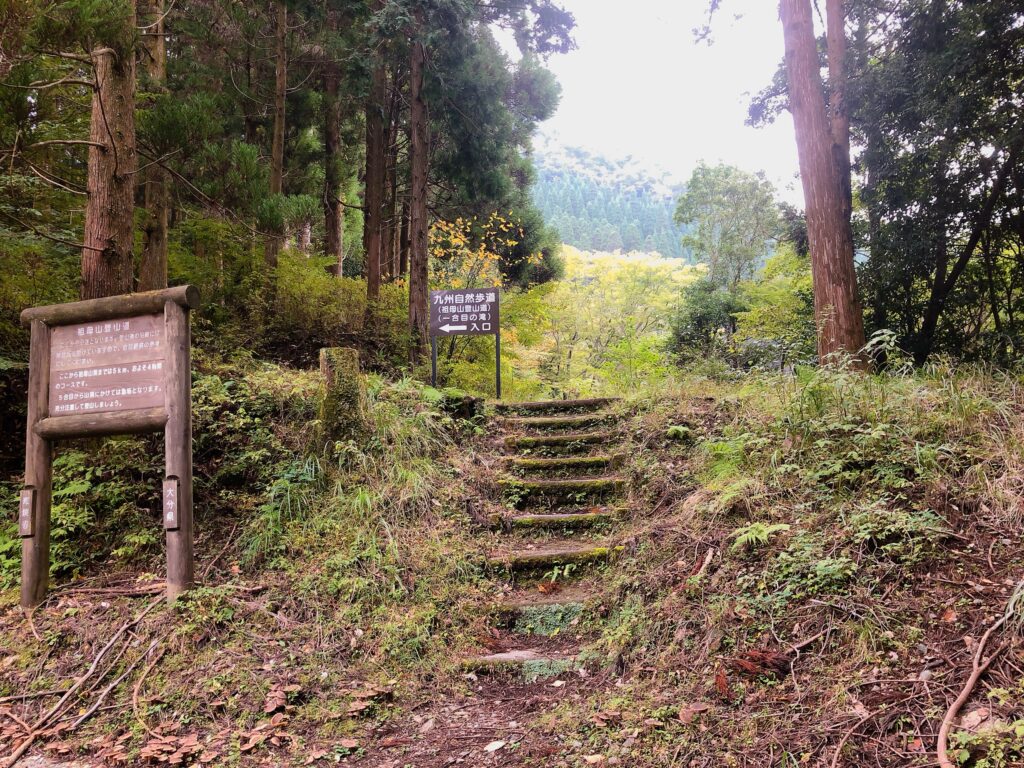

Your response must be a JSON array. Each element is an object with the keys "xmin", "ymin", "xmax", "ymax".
[{"xmin": 531, "ymin": 141, "xmax": 689, "ymax": 257}]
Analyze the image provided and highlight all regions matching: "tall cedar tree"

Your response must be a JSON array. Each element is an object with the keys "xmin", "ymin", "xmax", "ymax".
[
  {"xmin": 265, "ymin": 0, "xmax": 288, "ymax": 268},
  {"xmin": 779, "ymin": 0, "xmax": 865, "ymax": 361},
  {"xmin": 364, "ymin": 0, "xmax": 387, "ymax": 302},
  {"xmin": 408, "ymin": 5, "xmax": 429, "ymax": 360},
  {"xmin": 139, "ymin": 0, "xmax": 169, "ymax": 291},
  {"xmin": 323, "ymin": 6, "xmax": 345, "ymax": 274},
  {"xmin": 81, "ymin": 6, "xmax": 138, "ymax": 299}
]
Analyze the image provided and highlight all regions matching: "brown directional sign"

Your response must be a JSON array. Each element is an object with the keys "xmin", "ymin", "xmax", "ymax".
[
  {"xmin": 162, "ymin": 477, "xmax": 180, "ymax": 530},
  {"xmin": 18, "ymin": 490, "xmax": 34, "ymax": 538},
  {"xmin": 429, "ymin": 289, "xmax": 499, "ymax": 336},
  {"xmin": 49, "ymin": 314, "xmax": 166, "ymax": 415}
]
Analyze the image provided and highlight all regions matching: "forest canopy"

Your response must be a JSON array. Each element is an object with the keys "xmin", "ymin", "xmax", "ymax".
[{"xmin": 0, "ymin": 0, "xmax": 575, "ymax": 366}]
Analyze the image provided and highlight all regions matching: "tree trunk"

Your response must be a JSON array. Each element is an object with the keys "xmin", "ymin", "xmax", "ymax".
[
  {"xmin": 780, "ymin": 0, "xmax": 865, "ymax": 362},
  {"xmin": 982, "ymin": 235, "xmax": 1008, "ymax": 366},
  {"xmin": 364, "ymin": 0, "xmax": 386, "ymax": 301},
  {"xmin": 265, "ymin": 0, "xmax": 287, "ymax": 268},
  {"xmin": 243, "ymin": 46, "xmax": 259, "ymax": 144},
  {"xmin": 138, "ymin": 0, "xmax": 169, "ymax": 292},
  {"xmin": 323, "ymin": 9, "xmax": 344, "ymax": 274},
  {"xmin": 399, "ymin": 196, "xmax": 410, "ymax": 278},
  {"xmin": 383, "ymin": 108, "xmax": 399, "ymax": 281},
  {"xmin": 408, "ymin": 10, "xmax": 429, "ymax": 362},
  {"xmin": 298, "ymin": 221, "xmax": 312, "ymax": 252},
  {"xmin": 825, "ymin": 0, "xmax": 852, "ymax": 222},
  {"xmin": 81, "ymin": 34, "xmax": 137, "ymax": 300}
]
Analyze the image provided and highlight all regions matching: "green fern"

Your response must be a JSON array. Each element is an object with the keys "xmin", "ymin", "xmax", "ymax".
[{"xmin": 730, "ymin": 522, "xmax": 790, "ymax": 551}]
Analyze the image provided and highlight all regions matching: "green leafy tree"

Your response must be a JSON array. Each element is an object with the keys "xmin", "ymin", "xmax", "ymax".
[
  {"xmin": 667, "ymin": 278, "xmax": 748, "ymax": 361},
  {"xmin": 734, "ymin": 244, "xmax": 816, "ymax": 364},
  {"xmin": 674, "ymin": 163, "xmax": 780, "ymax": 290}
]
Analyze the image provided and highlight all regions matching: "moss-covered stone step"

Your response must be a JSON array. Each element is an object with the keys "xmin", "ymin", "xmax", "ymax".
[
  {"xmin": 504, "ymin": 431, "xmax": 613, "ymax": 452},
  {"xmin": 487, "ymin": 542, "xmax": 622, "ymax": 572},
  {"xmin": 503, "ymin": 413, "xmax": 611, "ymax": 432},
  {"xmin": 461, "ymin": 649, "xmax": 577, "ymax": 681},
  {"xmin": 499, "ymin": 476, "xmax": 625, "ymax": 506},
  {"xmin": 508, "ymin": 454, "xmax": 621, "ymax": 475},
  {"xmin": 509, "ymin": 507, "xmax": 626, "ymax": 530},
  {"xmin": 496, "ymin": 397, "xmax": 619, "ymax": 415}
]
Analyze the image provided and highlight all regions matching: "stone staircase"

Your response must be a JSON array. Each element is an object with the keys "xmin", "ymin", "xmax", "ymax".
[{"xmin": 465, "ymin": 397, "xmax": 627, "ymax": 679}]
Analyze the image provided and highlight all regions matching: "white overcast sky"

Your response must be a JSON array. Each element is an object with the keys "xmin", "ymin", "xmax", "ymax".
[{"xmin": 504, "ymin": 0, "xmax": 803, "ymax": 203}]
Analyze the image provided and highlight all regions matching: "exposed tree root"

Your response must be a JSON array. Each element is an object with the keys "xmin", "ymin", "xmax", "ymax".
[{"xmin": 936, "ymin": 577, "xmax": 1024, "ymax": 768}]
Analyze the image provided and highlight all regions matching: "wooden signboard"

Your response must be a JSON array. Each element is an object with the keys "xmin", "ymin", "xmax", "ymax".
[
  {"xmin": 18, "ymin": 286, "xmax": 199, "ymax": 607},
  {"xmin": 428, "ymin": 288, "xmax": 502, "ymax": 397}
]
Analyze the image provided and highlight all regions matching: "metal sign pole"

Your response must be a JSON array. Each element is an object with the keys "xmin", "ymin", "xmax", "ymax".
[
  {"xmin": 430, "ymin": 336, "xmax": 438, "ymax": 387},
  {"xmin": 495, "ymin": 331, "xmax": 502, "ymax": 400}
]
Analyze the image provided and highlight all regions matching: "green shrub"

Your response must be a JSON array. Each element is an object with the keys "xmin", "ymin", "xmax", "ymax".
[{"xmin": 845, "ymin": 497, "xmax": 949, "ymax": 564}]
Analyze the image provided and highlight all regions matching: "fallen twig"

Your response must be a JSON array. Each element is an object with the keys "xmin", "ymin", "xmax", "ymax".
[
  {"xmin": 0, "ymin": 690, "xmax": 67, "ymax": 705},
  {"xmin": 56, "ymin": 584, "xmax": 164, "ymax": 598},
  {"xmin": 21, "ymin": 609, "xmax": 42, "ymax": 643},
  {"xmin": 70, "ymin": 639, "xmax": 158, "ymax": 730},
  {"xmin": 789, "ymin": 627, "xmax": 830, "ymax": 654},
  {"xmin": 201, "ymin": 520, "xmax": 240, "ymax": 582},
  {"xmin": 132, "ymin": 642, "xmax": 167, "ymax": 738},
  {"xmin": 3, "ymin": 595, "xmax": 165, "ymax": 768},
  {"xmin": 936, "ymin": 576, "xmax": 1024, "ymax": 768},
  {"xmin": 0, "ymin": 711, "xmax": 31, "ymax": 736}
]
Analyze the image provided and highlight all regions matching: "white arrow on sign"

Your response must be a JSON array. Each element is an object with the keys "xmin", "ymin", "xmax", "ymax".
[{"xmin": 440, "ymin": 324, "xmax": 467, "ymax": 332}]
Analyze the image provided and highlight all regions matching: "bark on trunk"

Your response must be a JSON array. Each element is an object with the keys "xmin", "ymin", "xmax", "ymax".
[
  {"xmin": 243, "ymin": 47, "xmax": 259, "ymax": 144},
  {"xmin": 81, "ymin": 34, "xmax": 137, "ymax": 300},
  {"xmin": 323, "ymin": 10, "xmax": 344, "ymax": 274},
  {"xmin": 298, "ymin": 221, "xmax": 312, "ymax": 252},
  {"xmin": 139, "ymin": 0, "xmax": 169, "ymax": 292},
  {"xmin": 265, "ymin": 0, "xmax": 287, "ymax": 268},
  {"xmin": 982, "ymin": 236, "xmax": 1008, "ymax": 366},
  {"xmin": 780, "ymin": 0, "xmax": 865, "ymax": 362},
  {"xmin": 363, "ymin": 30, "xmax": 386, "ymax": 300},
  {"xmin": 399, "ymin": 196, "xmax": 410, "ymax": 278},
  {"xmin": 383, "ymin": 109, "xmax": 399, "ymax": 281},
  {"xmin": 408, "ymin": 10, "xmax": 429, "ymax": 362},
  {"xmin": 825, "ymin": 0, "xmax": 852, "ymax": 222}
]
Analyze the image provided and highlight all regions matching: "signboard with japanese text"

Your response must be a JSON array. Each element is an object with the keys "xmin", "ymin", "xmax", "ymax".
[
  {"xmin": 49, "ymin": 314, "xmax": 165, "ymax": 415},
  {"xmin": 18, "ymin": 286, "xmax": 199, "ymax": 608},
  {"xmin": 429, "ymin": 289, "xmax": 500, "ymax": 337}
]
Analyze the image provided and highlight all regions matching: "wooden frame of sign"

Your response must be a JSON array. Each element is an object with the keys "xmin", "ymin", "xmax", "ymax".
[{"xmin": 18, "ymin": 286, "xmax": 199, "ymax": 607}]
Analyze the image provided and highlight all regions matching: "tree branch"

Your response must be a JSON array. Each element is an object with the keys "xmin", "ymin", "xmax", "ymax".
[
  {"xmin": 0, "ymin": 211, "xmax": 99, "ymax": 250},
  {"xmin": 25, "ymin": 139, "xmax": 106, "ymax": 150}
]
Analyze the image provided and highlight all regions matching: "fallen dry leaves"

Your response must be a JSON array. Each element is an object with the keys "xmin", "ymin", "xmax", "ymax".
[
  {"xmin": 347, "ymin": 681, "xmax": 393, "ymax": 716},
  {"xmin": 678, "ymin": 701, "xmax": 710, "ymax": 724}
]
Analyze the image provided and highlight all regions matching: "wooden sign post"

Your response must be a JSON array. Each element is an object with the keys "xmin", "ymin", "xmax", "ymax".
[
  {"xmin": 428, "ymin": 289, "xmax": 501, "ymax": 398},
  {"xmin": 18, "ymin": 286, "xmax": 199, "ymax": 607}
]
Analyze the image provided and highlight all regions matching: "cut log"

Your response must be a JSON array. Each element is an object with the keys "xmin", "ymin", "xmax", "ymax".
[
  {"xmin": 496, "ymin": 397, "xmax": 619, "ymax": 415},
  {"xmin": 505, "ymin": 431, "xmax": 612, "ymax": 452},
  {"xmin": 461, "ymin": 650, "xmax": 576, "ymax": 681}
]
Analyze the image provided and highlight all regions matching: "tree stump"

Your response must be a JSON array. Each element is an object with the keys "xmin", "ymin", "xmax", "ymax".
[{"xmin": 319, "ymin": 348, "xmax": 367, "ymax": 442}]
